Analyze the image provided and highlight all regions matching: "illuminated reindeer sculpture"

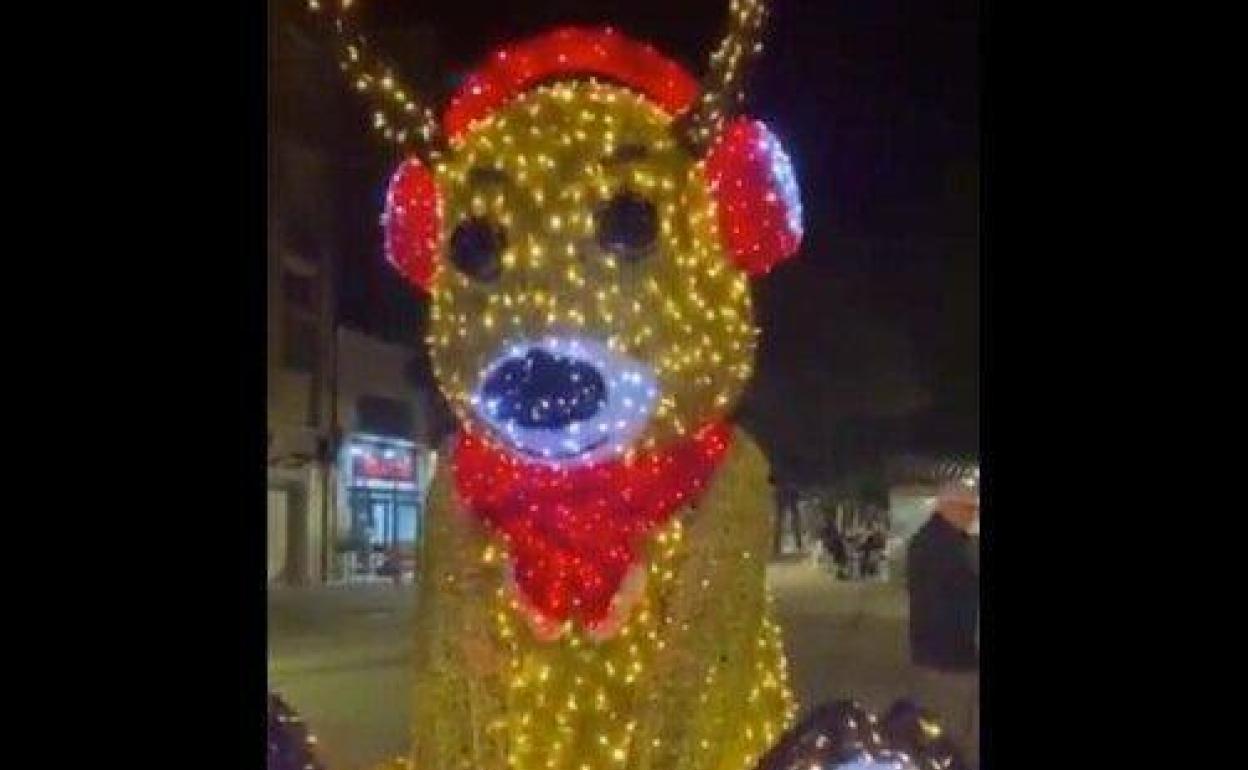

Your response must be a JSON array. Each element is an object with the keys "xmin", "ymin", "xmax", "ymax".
[{"xmin": 308, "ymin": 2, "xmax": 805, "ymax": 768}]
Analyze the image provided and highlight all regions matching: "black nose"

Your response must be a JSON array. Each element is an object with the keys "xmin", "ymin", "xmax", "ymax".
[{"xmin": 480, "ymin": 349, "xmax": 608, "ymax": 429}]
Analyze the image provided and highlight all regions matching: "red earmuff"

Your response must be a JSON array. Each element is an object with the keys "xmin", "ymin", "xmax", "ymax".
[
  {"xmin": 703, "ymin": 117, "xmax": 804, "ymax": 275},
  {"xmin": 383, "ymin": 156, "xmax": 442, "ymax": 292}
]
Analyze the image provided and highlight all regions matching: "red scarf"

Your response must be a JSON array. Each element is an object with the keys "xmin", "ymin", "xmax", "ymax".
[{"xmin": 453, "ymin": 422, "xmax": 733, "ymax": 631}]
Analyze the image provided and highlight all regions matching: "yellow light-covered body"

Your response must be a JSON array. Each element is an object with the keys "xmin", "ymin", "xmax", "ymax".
[{"xmin": 408, "ymin": 428, "xmax": 795, "ymax": 770}]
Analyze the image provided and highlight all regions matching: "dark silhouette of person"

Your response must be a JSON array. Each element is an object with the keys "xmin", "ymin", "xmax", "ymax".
[
  {"xmin": 862, "ymin": 523, "xmax": 887, "ymax": 578},
  {"xmin": 819, "ymin": 518, "xmax": 849, "ymax": 575},
  {"xmin": 906, "ymin": 480, "xmax": 980, "ymax": 766}
]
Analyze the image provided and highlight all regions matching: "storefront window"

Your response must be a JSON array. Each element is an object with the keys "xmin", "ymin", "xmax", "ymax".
[{"xmin": 341, "ymin": 434, "xmax": 429, "ymax": 582}]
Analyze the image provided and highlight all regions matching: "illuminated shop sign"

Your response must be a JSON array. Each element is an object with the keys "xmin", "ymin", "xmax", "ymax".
[
  {"xmin": 353, "ymin": 451, "xmax": 413, "ymax": 480},
  {"xmin": 347, "ymin": 436, "xmax": 418, "ymax": 487}
]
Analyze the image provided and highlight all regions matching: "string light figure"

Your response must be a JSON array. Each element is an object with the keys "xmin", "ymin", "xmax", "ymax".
[
  {"xmin": 301, "ymin": 4, "xmax": 811, "ymax": 770},
  {"xmin": 751, "ymin": 699, "xmax": 970, "ymax": 770},
  {"xmin": 267, "ymin": 693, "xmax": 327, "ymax": 770}
]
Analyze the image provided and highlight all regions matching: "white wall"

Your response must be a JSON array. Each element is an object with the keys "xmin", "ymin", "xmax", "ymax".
[
  {"xmin": 267, "ymin": 463, "xmax": 328, "ymax": 586},
  {"xmin": 267, "ymin": 489, "xmax": 288, "ymax": 582},
  {"xmin": 888, "ymin": 484, "xmax": 938, "ymax": 543},
  {"xmin": 335, "ymin": 326, "xmax": 427, "ymax": 440},
  {"xmin": 885, "ymin": 485, "xmax": 936, "ymax": 582}
]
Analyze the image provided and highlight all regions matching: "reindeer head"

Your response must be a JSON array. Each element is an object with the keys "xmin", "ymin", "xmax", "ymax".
[{"xmin": 329, "ymin": 2, "xmax": 802, "ymax": 466}]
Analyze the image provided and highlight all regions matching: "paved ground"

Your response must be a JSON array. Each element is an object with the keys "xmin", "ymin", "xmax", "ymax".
[{"xmin": 269, "ymin": 559, "xmax": 926, "ymax": 770}]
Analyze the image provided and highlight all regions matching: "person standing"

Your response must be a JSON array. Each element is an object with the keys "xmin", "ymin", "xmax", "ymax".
[
  {"xmin": 819, "ymin": 518, "xmax": 849, "ymax": 577},
  {"xmin": 906, "ymin": 480, "xmax": 980, "ymax": 767},
  {"xmin": 862, "ymin": 522, "xmax": 887, "ymax": 579}
]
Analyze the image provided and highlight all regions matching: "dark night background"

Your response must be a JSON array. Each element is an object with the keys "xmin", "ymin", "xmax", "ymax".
[{"xmin": 272, "ymin": 0, "xmax": 979, "ymax": 488}]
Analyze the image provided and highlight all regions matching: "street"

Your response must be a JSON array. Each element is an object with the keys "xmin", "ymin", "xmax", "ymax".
[{"xmin": 269, "ymin": 560, "xmax": 923, "ymax": 770}]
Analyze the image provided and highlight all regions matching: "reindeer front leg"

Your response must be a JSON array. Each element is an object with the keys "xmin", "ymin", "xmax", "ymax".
[
  {"xmin": 409, "ymin": 455, "xmax": 509, "ymax": 770},
  {"xmin": 637, "ymin": 429, "xmax": 796, "ymax": 770}
]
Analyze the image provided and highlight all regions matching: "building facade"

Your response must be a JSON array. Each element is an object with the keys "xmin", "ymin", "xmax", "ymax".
[
  {"xmin": 267, "ymin": 121, "xmax": 338, "ymax": 586},
  {"xmin": 267, "ymin": 322, "xmax": 437, "ymax": 586},
  {"xmin": 267, "ymin": 6, "xmax": 448, "ymax": 585},
  {"xmin": 329, "ymin": 327, "xmax": 435, "ymax": 583},
  {"xmin": 267, "ymin": 6, "xmax": 436, "ymax": 586}
]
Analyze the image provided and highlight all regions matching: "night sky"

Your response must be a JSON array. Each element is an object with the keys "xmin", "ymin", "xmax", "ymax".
[{"xmin": 281, "ymin": 0, "xmax": 979, "ymax": 482}]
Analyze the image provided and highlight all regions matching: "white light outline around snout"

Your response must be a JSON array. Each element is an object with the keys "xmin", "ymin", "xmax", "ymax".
[{"xmin": 468, "ymin": 335, "xmax": 660, "ymax": 466}]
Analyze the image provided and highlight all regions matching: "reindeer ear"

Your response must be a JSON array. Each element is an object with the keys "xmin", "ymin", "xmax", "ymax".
[
  {"xmin": 383, "ymin": 156, "xmax": 442, "ymax": 292},
  {"xmin": 703, "ymin": 117, "xmax": 803, "ymax": 275}
]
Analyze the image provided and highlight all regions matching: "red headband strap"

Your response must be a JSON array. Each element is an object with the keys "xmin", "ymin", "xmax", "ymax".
[{"xmin": 444, "ymin": 26, "xmax": 700, "ymax": 139}]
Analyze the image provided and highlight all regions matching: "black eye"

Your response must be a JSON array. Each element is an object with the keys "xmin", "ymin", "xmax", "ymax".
[
  {"xmin": 596, "ymin": 191, "xmax": 658, "ymax": 261},
  {"xmin": 449, "ymin": 217, "xmax": 505, "ymax": 282}
]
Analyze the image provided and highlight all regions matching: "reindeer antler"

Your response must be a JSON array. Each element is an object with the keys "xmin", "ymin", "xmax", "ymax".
[
  {"xmin": 304, "ymin": 0, "xmax": 446, "ymax": 160},
  {"xmin": 675, "ymin": 0, "xmax": 770, "ymax": 155}
]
